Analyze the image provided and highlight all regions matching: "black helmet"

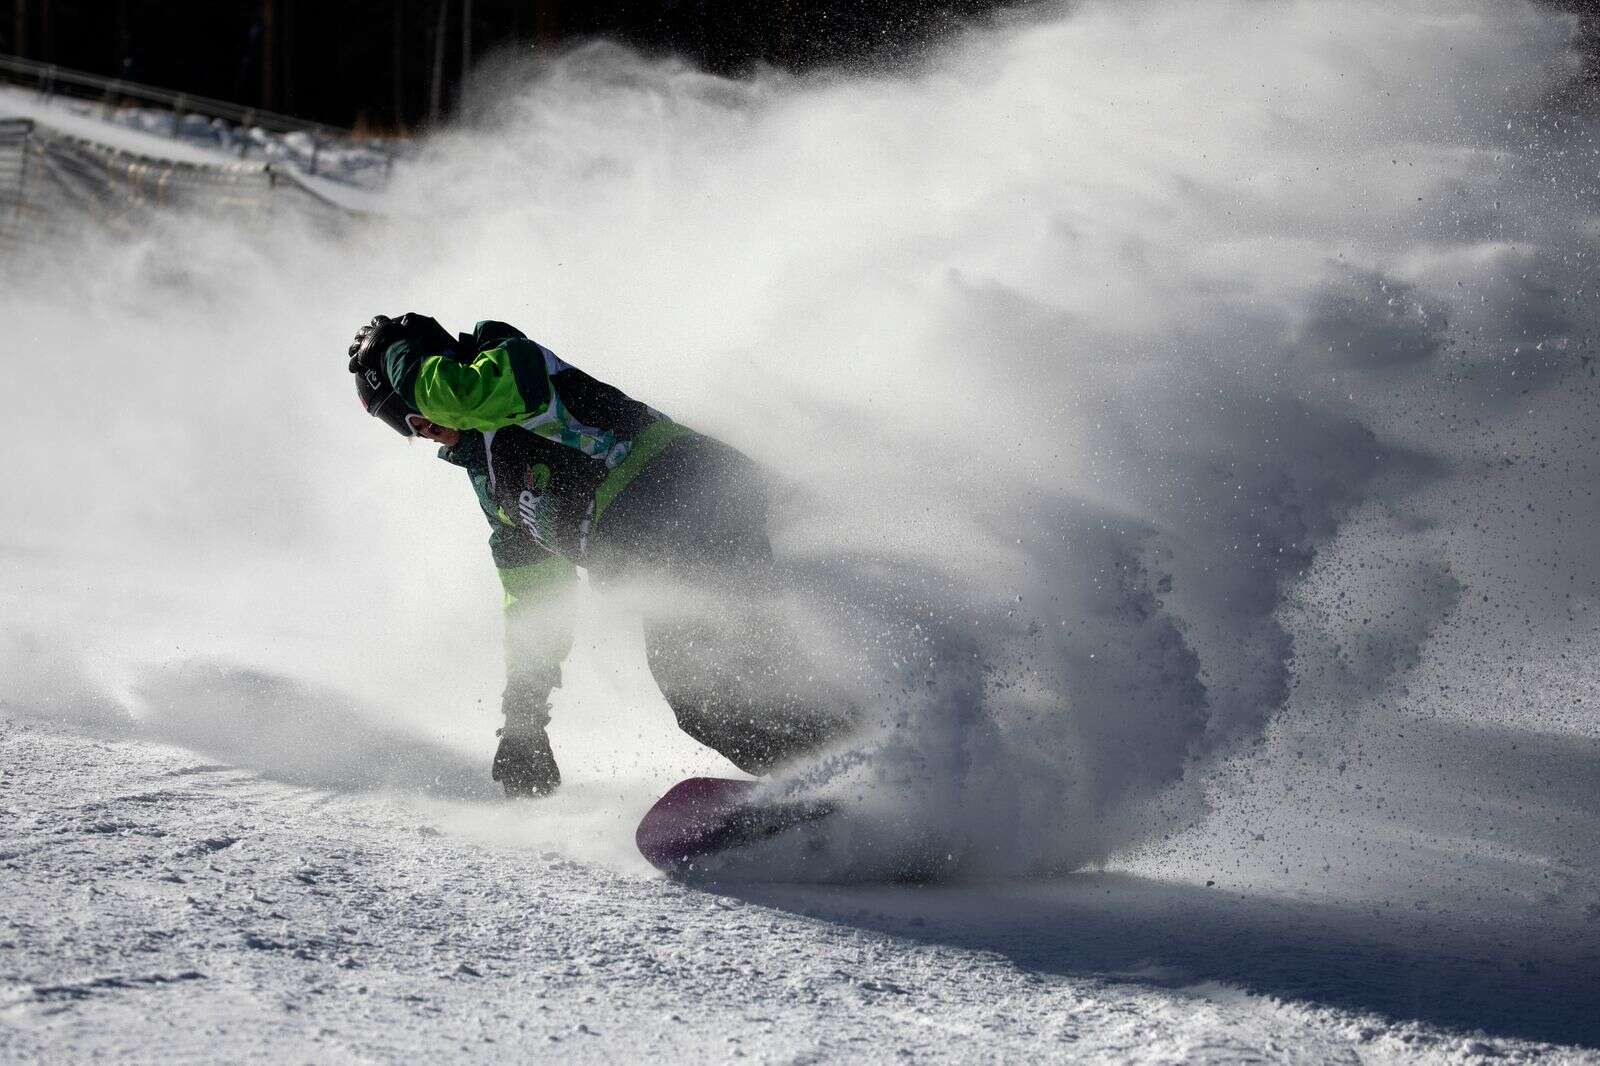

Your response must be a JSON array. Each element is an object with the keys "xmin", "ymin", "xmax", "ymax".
[
  {"xmin": 348, "ymin": 315, "xmax": 416, "ymax": 437},
  {"xmin": 348, "ymin": 312, "xmax": 474, "ymax": 438}
]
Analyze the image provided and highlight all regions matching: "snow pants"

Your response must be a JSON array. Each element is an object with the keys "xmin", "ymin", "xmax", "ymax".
[{"xmin": 589, "ymin": 436, "xmax": 850, "ymax": 775}]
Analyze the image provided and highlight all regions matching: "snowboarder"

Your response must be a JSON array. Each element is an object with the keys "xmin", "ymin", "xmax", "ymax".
[{"xmin": 347, "ymin": 313, "xmax": 848, "ymax": 797}]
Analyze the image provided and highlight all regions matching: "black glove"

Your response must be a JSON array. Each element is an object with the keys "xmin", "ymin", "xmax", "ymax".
[
  {"xmin": 491, "ymin": 721, "xmax": 560, "ymax": 798},
  {"xmin": 347, "ymin": 314, "xmax": 404, "ymax": 374},
  {"xmin": 347, "ymin": 312, "xmax": 461, "ymax": 374},
  {"xmin": 492, "ymin": 691, "xmax": 559, "ymax": 799}
]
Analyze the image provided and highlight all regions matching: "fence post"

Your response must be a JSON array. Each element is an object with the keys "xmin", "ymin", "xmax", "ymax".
[{"xmin": 172, "ymin": 94, "xmax": 186, "ymax": 139}]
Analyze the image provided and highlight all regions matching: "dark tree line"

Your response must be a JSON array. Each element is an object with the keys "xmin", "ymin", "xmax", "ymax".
[{"xmin": 0, "ymin": 0, "xmax": 1015, "ymax": 131}]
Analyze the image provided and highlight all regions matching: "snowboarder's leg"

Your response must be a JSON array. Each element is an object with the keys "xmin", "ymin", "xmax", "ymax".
[
  {"xmin": 594, "ymin": 436, "xmax": 856, "ymax": 772},
  {"xmin": 642, "ymin": 610, "xmax": 847, "ymax": 775}
]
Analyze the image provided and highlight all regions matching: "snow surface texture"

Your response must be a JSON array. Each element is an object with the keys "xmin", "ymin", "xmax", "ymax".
[
  {"xmin": 2, "ymin": 718, "xmax": 1593, "ymax": 1061},
  {"xmin": 2, "ymin": 0, "xmax": 1600, "ymax": 1058}
]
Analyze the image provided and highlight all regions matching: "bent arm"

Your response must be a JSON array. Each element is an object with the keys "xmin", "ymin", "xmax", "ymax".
[
  {"xmin": 401, "ymin": 346, "xmax": 527, "ymax": 430},
  {"xmin": 461, "ymin": 451, "xmax": 578, "ymax": 724},
  {"xmin": 386, "ymin": 323, "xmax": 552, "ymax": 433}
]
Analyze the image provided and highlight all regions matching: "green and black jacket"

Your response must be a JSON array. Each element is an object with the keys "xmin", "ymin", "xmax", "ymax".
[{"xmin": 384, "ymin": 319, "xmax": 696, "ymax": 698}]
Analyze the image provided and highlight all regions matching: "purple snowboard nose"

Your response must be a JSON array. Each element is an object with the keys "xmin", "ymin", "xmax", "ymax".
[{"xmin": 635, "ymin": 777, "xmax": 760, "ymax": 872}]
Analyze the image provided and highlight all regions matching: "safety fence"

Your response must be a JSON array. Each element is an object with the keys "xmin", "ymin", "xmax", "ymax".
[
  {"xmin": 0, "ymin": 54, "xmax": 392, "ymax": 182},
  {"xmin": 0, "ymin": 116, "xmax": 361, "ymax": 257},
  {"xmin": 0, "ymin": 117, "xmax": 29, "ymax": 248}
]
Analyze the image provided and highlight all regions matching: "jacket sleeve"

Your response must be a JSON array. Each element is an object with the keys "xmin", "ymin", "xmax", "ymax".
[
  {"xmin": 387, "ymin": 326, "xmax": 552, "ymax": 433},
  {"xmin": 471, "ymin": 474, "xmax": 578, "ymax": 720},
  {"xmin": 498, "ymin": 550, "xmax": 578, "ymax": 720}
]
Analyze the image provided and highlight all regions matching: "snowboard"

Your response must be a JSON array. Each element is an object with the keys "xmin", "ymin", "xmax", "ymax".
[{"xmin": 635, "ymin": 776, "xmax": 835, "ymax": 878}]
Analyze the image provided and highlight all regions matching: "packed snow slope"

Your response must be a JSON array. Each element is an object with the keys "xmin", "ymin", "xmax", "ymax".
[
  {"xmin": 3, "ymin": 717, "xmax": 1596, "ymax": 1062},
  {"xmin": 3, "ymin": 0, "xmax": 1600, "ymax": 1058}
]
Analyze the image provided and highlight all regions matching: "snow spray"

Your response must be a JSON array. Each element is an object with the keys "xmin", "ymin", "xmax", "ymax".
[{"xmin": 2, "ymin": 0, "xmax": 1597, "ymax": 905}]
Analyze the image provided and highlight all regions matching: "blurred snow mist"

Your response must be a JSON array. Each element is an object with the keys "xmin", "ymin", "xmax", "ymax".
[{"xmin": 1, "ymin": 0, "xmax": 1597, "ymax": 901}]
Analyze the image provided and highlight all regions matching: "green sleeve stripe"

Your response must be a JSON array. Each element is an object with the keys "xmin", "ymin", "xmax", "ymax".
[
  {"xmin": 498, "ymin": 554, "xmax": 578, "ymax": 610},
  {"xmin": 413, "ymin": 347, "xmax": 543, "ymax": 431},
  {"xmin": 591, "ymin": 420, "xmax": 698, "ymax": 527}
]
